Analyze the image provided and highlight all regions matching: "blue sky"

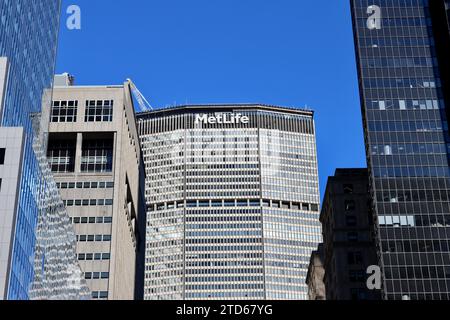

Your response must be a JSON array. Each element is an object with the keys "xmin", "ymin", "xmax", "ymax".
[{"xmin": 57, "ymin": 0, "xmax": 366, "ymax": 198}]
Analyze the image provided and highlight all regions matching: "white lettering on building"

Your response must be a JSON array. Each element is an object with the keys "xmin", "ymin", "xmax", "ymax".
[{"xmin": 195, "ymin": 113, "xmax": 250, "ymax": 125}]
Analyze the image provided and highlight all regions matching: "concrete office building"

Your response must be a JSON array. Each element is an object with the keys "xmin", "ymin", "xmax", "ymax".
[
  {"xmin": 47, "ymin": 75, "xmax": 146, "ymax": 300},
  {"xmin": 0, "ymin": 0, "xmax": 88, "ymax": 300},
  {"xmin": 351, "ymin": 0, "xmax": 450, "ymax": 299},
  {"xmin": 138, "ymin": 104, "xmax": 322, "ymax": 300},
  {"xmin": 318, "ymin": 169, "xmax": 380, "ymax": 300}
]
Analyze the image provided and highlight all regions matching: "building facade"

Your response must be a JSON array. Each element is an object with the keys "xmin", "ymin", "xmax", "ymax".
[
  {"xmin": 1, "ymin": 0, "xmax": 88, "ymax": 300},
  {"xmin": 306, "ymin": 244, "xmax": 326, "ymax": 300},
  {"xmin": 319, "ymin": 169, "xmax": 380, "ymax": 300},
  {"xmin": 138, "ymin": 104, "xmax": 321, "ymax": 300},
  {"xmin": 351, "ymin": 0, "xmax": 450, "ymax": 299},
  {"xmin": 47, "ymin": 76, "xmax": 146, "ymax": 300}
]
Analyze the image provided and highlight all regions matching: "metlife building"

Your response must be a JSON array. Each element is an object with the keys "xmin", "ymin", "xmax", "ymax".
[{"xmin": 137, "ymin": 104, "xmax": 321, "ymax": 300}]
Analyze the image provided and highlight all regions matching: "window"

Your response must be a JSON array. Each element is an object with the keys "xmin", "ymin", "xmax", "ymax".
[
  {"xmin": 51, "ymin": 100, "xmax": 78, "ymax": 122},
  {"xmin": 85, "ymin": 100, "xmax": 113, "ymax": 122},
  {"xmin": 81, "ymin": 138, "xmax": 113, "ymax": 172},
  {"xmin": 348, "ymin": 252, "xmax": 363, "ymax": 265},
  {"xmin": 0, "ymin": 148, "xmax": 5, "ymax": 165},
  {"xmin": 47, "ymin": 139, "xmax": 76, "ymax": 173},
  {"xmin": 345, "ymin": 200, "xmax": 356, "ymax": 211},
  {"xmin": 350, "ymin": 288, "xmax": 367, "ymax": 301},
  {"xmin": 348, "ymin": 232, "xmax": 359, "ymax": 242},
  {"xmin": 346, "ymin": 216, "xmax": 357, "ymax": 227},
  {"xmin": 343, "ymin": 184, "xmax": 354, "ymax": 194},
  {"xmin": 349, "ymin": 270, "xmax": 366, "ymax": 282}
]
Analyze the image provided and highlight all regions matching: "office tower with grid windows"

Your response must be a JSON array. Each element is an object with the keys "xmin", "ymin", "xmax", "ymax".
[
  {"xmin": 0, "ymin": 0, "xmax": 89, "ymax": 300},
  {"xmin": 350, "ymin": 0, "xmax": 450, "ymax": 300},
  {"xmin": 47, "ymin": 75, "xmax": 146, "ymax": 300},
  {"xmin": 138, "ymin": 104, "xmax": 321, "ymax": 300}
]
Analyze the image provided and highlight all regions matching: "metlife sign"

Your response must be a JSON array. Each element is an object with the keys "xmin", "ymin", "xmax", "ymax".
[{"xmin": 195, "ymin": 113, "xmax": 250, "ymax": 125}]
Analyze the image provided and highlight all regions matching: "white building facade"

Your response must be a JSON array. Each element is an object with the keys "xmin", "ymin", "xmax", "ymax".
[{"xmin": 138, "ymin": 105, "xmax": 322, "ymax": 300}]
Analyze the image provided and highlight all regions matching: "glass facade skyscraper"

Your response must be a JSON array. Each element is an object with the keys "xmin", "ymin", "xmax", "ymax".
[
  {"xmin": 0, "ymin": 0, "xmax": 89, "ymax": 300},
  {"xmin": 351, "ymin": 0, "xmax": 450, "ymax": 300},
  {"xmin": 138, "ymin": 105, "xmax": 321, "ymax": 300}
]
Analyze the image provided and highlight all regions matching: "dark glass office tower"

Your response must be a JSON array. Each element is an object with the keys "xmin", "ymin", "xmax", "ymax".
[{"xmin": 351, "ymin": 0, "xmax": 450, "ymax": 300}]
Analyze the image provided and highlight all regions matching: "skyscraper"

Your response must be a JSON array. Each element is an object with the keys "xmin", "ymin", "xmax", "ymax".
[
  {"xmin": 0, "ymin": 1, "xmax": 88, "ymax": 300},
  {"xmin": 47, "ymin": 76, "xmax": 146, "ymax": 300},
  {"xmin": 351, "ymin": 0, "xmax": 450, "ymax": 300},
  {"xmin": 138, "ymin": 104, "xmax": 321, "ymax": 300},
  {"xmin": 317, "ymin": 169, "xmax": 380, "ymax": 300}
]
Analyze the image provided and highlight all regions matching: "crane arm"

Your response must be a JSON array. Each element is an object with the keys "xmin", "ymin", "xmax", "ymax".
[{"xmin": 126, "ymin": 79, "xmax": 153, "ymax": 112}]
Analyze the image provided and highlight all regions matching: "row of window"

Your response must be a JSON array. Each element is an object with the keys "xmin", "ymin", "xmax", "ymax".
[
  {"xmin": 368, "ymin": 99, "xmax": 443, "ymax": 111},
  {"xmin": 51, "ymin": 100, "xmax": 78, "ymax": 122},
  {"xmin": 81, "ymin": 139, "xmax": 114, "ymax": 173},
  {"xmin": 77, "ymin": 253, "xmax": 111, "ymax": 261},
  {"xmin": 149, "ymin": 199, "xmax": 319, "ymax": 212},
  {"xmin": 76, "ymin": 234, "xmax": 112, "ymax": 242},
  {"xmin": 48, "ymin": 138, "xmax": 114, "ymax": 174},
  {"xmin": 85, "ymin": 272, "xmax": 109, "ymax": 280},
  {"xmin": 185, "ymin": 292, "xmax": 264, "ymax": 299},
  {"xmin": 378, "ymin": 190, "xmax": 450, "ymax": 203},
  {"xmin": 185, "ymin": 283, "xmax": 264, "ymax": 291},
  {"xmin": 356, "ymin": 17, "xmax": 430, "ymax": 28},
  {"xmin": 371, "ymin": 143, "xmax": 447, "ymax": 156},
  {"xmin": 185, "ymin": 268, "xmax": 263, "ymax": 275},
  {"xmin": 186, "ymin": 276, "xmax": 263, "ymax": 283},
  {"xmin": 91, "ymin": 291, "xmax": 108, "ymax": 299},
  {"xmin": 382, "ymin": 240, "xmax": 450, "ymax": 253},
  {"xmin": 185, "ymin": 238, "xmax": 261, "ymax": 244},
  {"xmin": 358, "ymin": 36, "xmax": 432, "ymax": 48},
  {"xmin": 57, "ymin": 181, "xmax": 114, "ymax": 189},
  {"xmin": 379, "ymin": 214, "xmax": 450, "ymax": 228},
  {"xmin": 364, "ymin": 78, "xmax": 439, "ymax": 89},
  {"xmin": 186, "ymin": 245, "xmax": 263, "ymax": 252},
  {"xmin": 186, "ymin": 231, "xmax": 261, "ymax": 238},
  {"xmin": 367, "ymin": 120, "xmax": 445, "ymax": 133},
  {"xmin": 70, "ymin": 216, "xmax": 113, "ymax": 224},
  {"xmin": 374, "ymin": 166, "xmax": 450, "ymax": 178},
  {"xmin": 51, "ymin": 100, "xmax": 113, "ymax": 123},
  {"xmin": 362, "ymin": 57, "xmax": 436, "ymax": 68},
  {"xmin": 384, "ymin": 266, "xmax": 450, "ymax": 280},
  {"xmin": 63, "ymin": 199, "xmax": 114, "ymax": 207}
]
